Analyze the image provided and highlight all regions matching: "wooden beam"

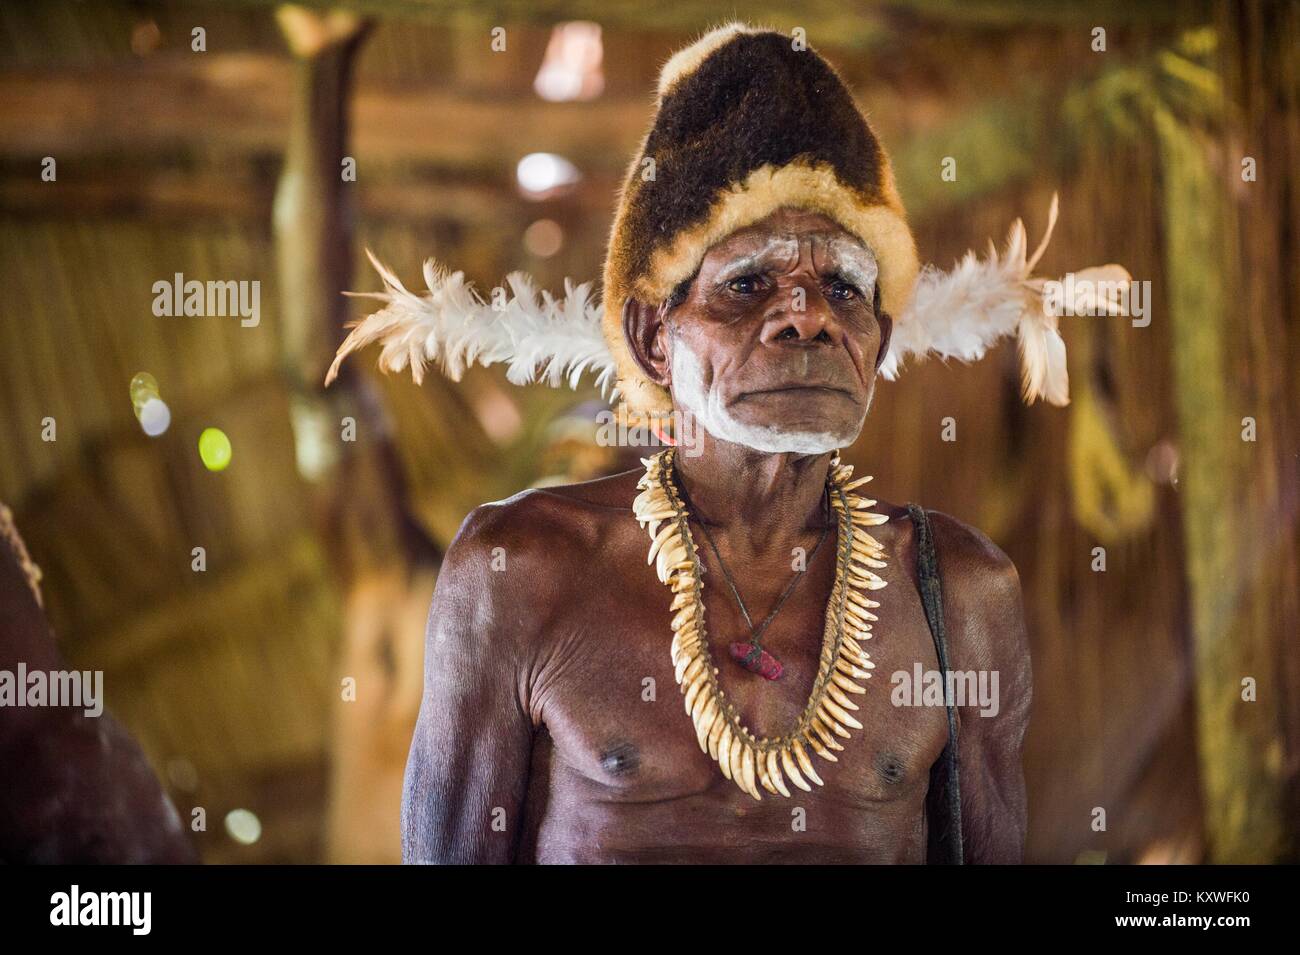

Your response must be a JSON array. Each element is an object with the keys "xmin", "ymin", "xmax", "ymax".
[{"xmin": 0, "ymin": 54, "xmax": 648, "ymax": 170}]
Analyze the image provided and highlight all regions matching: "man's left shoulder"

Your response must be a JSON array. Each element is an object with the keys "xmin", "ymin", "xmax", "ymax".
[
  {"xmin": 923, "ymin": 509, "xmax": 1021, "ymax": 599},
  {"xmin": 915, "ymin": 509, "xmax": 1028, "ymax": 669}
]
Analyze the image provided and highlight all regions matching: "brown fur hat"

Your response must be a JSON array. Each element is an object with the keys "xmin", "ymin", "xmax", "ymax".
[{"xmin": 602, "ymin": 22, "xmax": 920, "ymax": 413}]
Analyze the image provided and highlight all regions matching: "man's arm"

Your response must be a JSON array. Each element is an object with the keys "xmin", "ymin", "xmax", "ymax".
[
  {"xmin": 929, "ymin": 511, "xmax": 1033, "ymax": 864},
  {"xmin": 401, "ymin": 503, "xmax": 536, "ymax": 864}
]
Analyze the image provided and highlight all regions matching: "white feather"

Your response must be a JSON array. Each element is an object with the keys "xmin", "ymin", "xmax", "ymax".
[
  {"xmin": 325, "ymin": 250, "xmax": 616, "ymax": 397},
  {"xmin": 330, "ymin": 195, "xmax": 1131, "ymax": 413},
  {"xmin": 883, "ymin": 193, "xmax": 1079, "ymax": 406}
]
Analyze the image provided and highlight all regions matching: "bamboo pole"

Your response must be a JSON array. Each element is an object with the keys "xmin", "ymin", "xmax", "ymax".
[{"xmin": 1155, "ymin": 99, "xmax": 1289, "ymax": 862}]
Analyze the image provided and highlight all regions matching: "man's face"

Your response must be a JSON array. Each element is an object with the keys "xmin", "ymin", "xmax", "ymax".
[{"xmin": 661, "ymin": 207, "xmax": 890, "ymax": 455}]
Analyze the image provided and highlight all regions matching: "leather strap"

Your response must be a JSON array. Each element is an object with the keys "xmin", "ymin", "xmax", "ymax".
[{"xmin": 907, "ymin": 503, "xmax": 964, "ymax": 865}]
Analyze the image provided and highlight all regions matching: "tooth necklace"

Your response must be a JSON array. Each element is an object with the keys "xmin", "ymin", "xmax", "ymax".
[
  {"xmin": 632, "ymin": 447, "xmax": 889, "ymax": 800},
  {"xmin": 682, "ymin": 483, "xmax": 832, "ymax": 682}
]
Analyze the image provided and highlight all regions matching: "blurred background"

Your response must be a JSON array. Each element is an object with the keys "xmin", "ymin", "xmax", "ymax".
[{"xmin": 0, "ymin": 0, "xmax": 1296, "ymax": 863}]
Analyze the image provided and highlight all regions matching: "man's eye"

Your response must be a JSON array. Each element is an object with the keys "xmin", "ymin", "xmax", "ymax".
[
  {"xmin": 726, "ymin": 275, "xmax": 764, "ymax": 294},
  {"xmin": 828, "ymin": 279, "xmax": 860, "ymax": 301}
]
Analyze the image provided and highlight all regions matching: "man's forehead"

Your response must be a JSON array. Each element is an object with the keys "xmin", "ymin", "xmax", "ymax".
[{"xmin": 704, "ymin": 208, "xmax": 865, "ymax": 259}]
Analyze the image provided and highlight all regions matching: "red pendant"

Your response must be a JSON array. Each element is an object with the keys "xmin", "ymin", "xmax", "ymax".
[{"xmin": 729, "ymin": 641, "xmax": 783, "ymax": 681}]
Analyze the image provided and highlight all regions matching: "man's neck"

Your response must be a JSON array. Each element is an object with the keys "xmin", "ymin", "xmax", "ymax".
[{"xmin": 671, "ymin": 425, "xmax": 835, "ymax": 549}]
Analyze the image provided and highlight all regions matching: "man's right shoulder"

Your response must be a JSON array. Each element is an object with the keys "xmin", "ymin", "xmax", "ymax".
[
  {"xmin": 447, "ymin": 469, "xmax": 640, "ymax": 565},
  {"xmin": 432, "ymin": 469, "xmax": 643, "ymax": 621}
]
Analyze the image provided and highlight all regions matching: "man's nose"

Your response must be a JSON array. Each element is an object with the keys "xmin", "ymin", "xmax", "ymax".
[{"xmin": 759, "ymin": 283, "xmax": 840, "ymax": 345}]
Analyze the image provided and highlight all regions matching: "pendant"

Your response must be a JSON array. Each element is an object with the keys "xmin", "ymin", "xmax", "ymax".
[{"xmin": 728, "ymin": 641, "xmax": 783, "ymax": 680}]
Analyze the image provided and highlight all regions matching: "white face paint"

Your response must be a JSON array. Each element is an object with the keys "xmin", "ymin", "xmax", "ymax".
[
  {"xmin": 670, "ymin": 335, "xmax": 867, "ymax": 455},
  {"xmin": 820, "ymin": 234, "xmax": 880, "ymax": 302}
]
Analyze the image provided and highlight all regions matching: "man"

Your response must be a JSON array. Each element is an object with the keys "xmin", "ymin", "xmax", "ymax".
[
  {"xmin": 329, "ymin": 24, "xmax": 1114, "ymax": 863},
  {"xmin": 401, "ymin": 201, "xmax": 1029, "ymax": 863}
]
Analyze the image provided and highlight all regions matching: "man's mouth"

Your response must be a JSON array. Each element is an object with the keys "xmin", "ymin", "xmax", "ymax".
[{"xmin": 738, "ymin": 384, "xmax": 854, "ymax": 399}]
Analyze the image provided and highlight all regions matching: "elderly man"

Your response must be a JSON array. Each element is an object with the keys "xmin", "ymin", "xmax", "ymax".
[{"xmin": 331, "ymin": 24, "xmax": 1066, "ymax": 863}]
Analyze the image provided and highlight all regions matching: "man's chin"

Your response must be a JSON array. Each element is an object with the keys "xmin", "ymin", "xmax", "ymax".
[
  {"xmin": 718, "ymin": 393, "xmax": 867, "ymax": 455},
  {"xmin": 695, "ymin": 408, "xmax": 864, "ymax": 456}
]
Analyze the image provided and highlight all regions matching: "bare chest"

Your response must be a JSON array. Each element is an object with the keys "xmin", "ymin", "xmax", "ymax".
[{"xmin": 518, "ymin": 517, "xmax": 951, "ymax": 861}]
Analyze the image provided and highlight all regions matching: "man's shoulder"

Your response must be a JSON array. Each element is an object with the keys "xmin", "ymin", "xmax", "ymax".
[
  {"xmin": 442, "ymin": 468, "xmax": 643, "ymax": 572},
  {"xmin": 427, "ymin": 469, "xmax": 646, "ymax": 653},
  {"xmin": 894, "ymin": 505, "xmax": 1027, "ymax": 667},
  {"xmin": 923, "ymin": 509, "xmax": 1020, "ymax": 591}
]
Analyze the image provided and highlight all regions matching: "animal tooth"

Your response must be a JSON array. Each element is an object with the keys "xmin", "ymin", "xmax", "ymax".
[
  {"xmin": 827, "ymin": 684, "xmax": 861, "ymax": 711},
  {"xmin": 717, "ymin": 725, "xmax": 734, "ymax": 779},
  {"xmin": 811, "ymin": 717, "xmax": 845, "ymax": 750},
  {"xmin": 708, "ymin": 714, "xmax": 727, "ymax": 759},
  {"xmin": 830, "ymin": 671, "xmax": 866, "ymax": 694},
  {"xmin": 818, "ymin": 708, "xmax": 852, "ymax": 738},
  {"xmin": 807, "ymin": 732, "xmax": 839, "ymax": 763},
  {"xmin": 846, "ymin": 590, "xmax": 877, "ymax": 610},
  {"xmin": 767, "ymin": 749, "xmax": 792, "ymax": 797},
  {"xmin": 821, "ymin": 697, "xmax": 863, "ymax": 730},
  {"xmin": 756, "ymin": 752, "xmax": 780, "ymax": 795},
  {"xmin": 670, "ymin": 632, "xmax": 700, "ymax": 668},
  {"xmin": 793, "ymin": 741, "xmax": 824, "ymax": 786},
  {"xmin": 662, "ymin": 538, "xmax": 688, "ymax": 564},
  {"xmin": 656, "ymin": 545, "xmax": 682, "ymax": 583},
  {"xmin": 690, "ymin": 680, "xmax": 713, "ymax": 722},
  {"xmin": 695, "ymin": 700, "xmax": 719, "ymax": 752},
  {"xmin": 740, "ymin": 744, "xmax": 760, "ymax": 801},
  {"xmin": 647, "ymin": 523, "xmax": 676, "ymax": 565},
  {"xmin": 683, "ymin": 668, "xmax": 707, "ymax": 712},
  {"xmin": 835, "ymin": 658, "xmax": 868, "ymax": 679},
  {"xmin": 728, "ymin": 733, "xmax": 746, "ymax": 788},
  {"xmin": 781, "ymin": 746, "xmax": 812, "ymax": 792},
  {"xmin": 678, "ymin": 654, "xmax": 706, "ymax": 686}
]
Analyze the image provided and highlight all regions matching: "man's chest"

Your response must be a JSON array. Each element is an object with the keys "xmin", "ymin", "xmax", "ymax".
[{"xmin": 523, "ymin": 519, "xmax": 952, "ymax": 814}]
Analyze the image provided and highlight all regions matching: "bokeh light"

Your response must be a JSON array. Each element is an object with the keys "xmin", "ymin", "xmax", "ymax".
[
  {"xmin": 130, "ymin": 372, "xmax": 171, "ymax": 437},
  {"xmin": 224, "ymin": 808, "xmax": 262, "ymax": 846},
  {"xmin": 516, "ymin": 152, "xmax": 581, "ymax": 199},
  {"xmin": 198, "ymin": 427, "xmax": 233, "ymax": 471},
  {"xmin": 523, "ymin": 218, "xmax": 564, "ymax": 258}
]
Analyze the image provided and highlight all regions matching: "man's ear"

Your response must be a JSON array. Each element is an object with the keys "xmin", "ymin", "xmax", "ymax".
[
  {"xmin": 874, "ymin": 310, "xmax": 894, "ymax": 373},
  {"xmin": 623, "ymin": 296, "xmax": 671, "ymax": 387}
]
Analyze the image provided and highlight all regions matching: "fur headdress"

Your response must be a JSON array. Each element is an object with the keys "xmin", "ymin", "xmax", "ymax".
[{"xmin": 327, "ymin": 22, "xmax": 1130, "ymax": 411}]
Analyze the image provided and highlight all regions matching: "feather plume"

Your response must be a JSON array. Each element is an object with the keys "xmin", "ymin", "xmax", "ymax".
[
  {"xmin": 330, "ymin": 197, "xmax": 1133, "ymax": 412},
  {"xmin": 324, "ymin": 249, "xmax": 616, "ymax": 396},
  {"xmin": 882, "ymin": 194, "xmax": 1128, "ymax": 407}
]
